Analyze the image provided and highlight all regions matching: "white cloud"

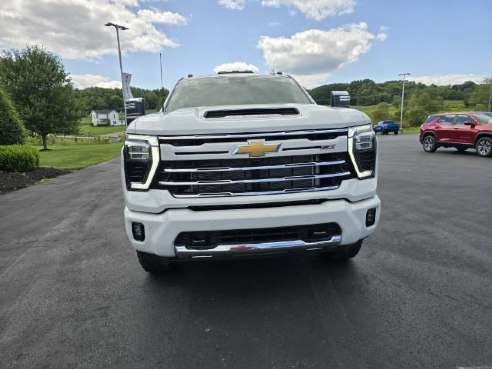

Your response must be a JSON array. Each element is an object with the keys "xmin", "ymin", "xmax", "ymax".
[
  {"xmin": 268, "ymin": 22, "xmax": 281, "ymax": 28},
  {"xmin": 411, "ymin": 74, "xmax": 487, "ymax": 86},
  {"xmin": 261, "ymin": 0, "xmax": 356, "ymax": 20},
  {"xmin": 257, "ymin": 23, "xmax": 386, "ymax": 87},
  {"xmin": 214, "ymin": 62, "xmax": 259, "ymax": 74},
  {"xmin": 137, "ymin": 9, "xmax": 187, "ymax": 25},
  {"xmin": 292, "ymin": 73, "xmax": 330, "ymax": 89},
  {"xmin": 71, "ymin": 74, "xmax": 121, "ymax": 89},
  {"xmin": 376, "ymin": 32, "xmax": 387, "ymax": 41},
  {"xmin": 217, "ymin": 0, "xmax": 355, "ymax": 20},
  {"xmin": 375, "ymin": 26, "xmax": 389, "ymax": 41},
  {"xmin": 218, "ymin": 0, "xmax": 246, "ymax": 10},
  {"xmin": 0, "ymin": 0, "xmax": 187, "ymax": 60}
]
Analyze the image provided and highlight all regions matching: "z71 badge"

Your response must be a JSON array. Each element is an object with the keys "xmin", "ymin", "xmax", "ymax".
[{"xmin": 320, "ymin": 144, "xmax": 336, "ymax": 150}]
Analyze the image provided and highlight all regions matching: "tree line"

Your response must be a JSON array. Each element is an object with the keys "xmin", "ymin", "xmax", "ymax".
[
  {"xmin": 308, "ymin": 78, "xmax": 490, "ymax": 126},
  {"xmin": 75, "ymin": 86, "xmax": 169, "ymax": 114}
]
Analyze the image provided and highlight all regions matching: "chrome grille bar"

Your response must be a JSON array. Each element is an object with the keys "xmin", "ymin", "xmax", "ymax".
[
  {"xmin": 158, "ymin": 128, "xmax": 348, "ymax": 141},
  {"xmin": 159, "ymin": 171, "xmax": 351, "ymax": 186},
  {"xmin": 172, "ymin": 186, "xmax": 340, "ymax": 198},
  {"xmin": 162, "ymin": 160, "xmax": 346, "ymax": 173}
]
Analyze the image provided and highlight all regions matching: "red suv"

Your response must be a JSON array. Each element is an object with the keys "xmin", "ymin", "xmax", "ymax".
[{"xmin": 419, "ymin": 112, "xmax": 492, "ymax": 157}]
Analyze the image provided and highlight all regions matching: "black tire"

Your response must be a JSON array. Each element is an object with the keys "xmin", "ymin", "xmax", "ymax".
[
  {"xmin": 476, "ymin": 136, "xmax": 492, "ymax": 157},
  {"xmin": 456, "ymin": 147, "xmax": 467, "ymax": 153},
  {"xmin": 394, "ymin": 131, "xmax": 399, "ymax": 135},
  {"xmin": 320, "ymin": 240, "xmax": 363, "ymax": 261},
  {"xmin": 422, "ymin": 135, "xmax": 437, "ymax": 153},
  {"xmin": 137, "ymin": 251, "xmax": 172, "ymax": 274}
]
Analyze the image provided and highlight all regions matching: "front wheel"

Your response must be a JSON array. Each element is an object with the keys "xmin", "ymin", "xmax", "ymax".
[
  {"xmin": 137, "ymin": 251, "xmax": 172, "ymax": 274},
  {"xmin": 423, "ymin": 135, "xmax": 437, "ymax": 152},
  {"xmin": 394, "ymin": 131, "xmax": 399, "ymax": 135},
  {"xmin": 319, "ymin": 240, "xmax": 363, "ymax": 261},
  {"xmin": 476, "ymin": 137, "xmax": 492, "ymax": 157}
]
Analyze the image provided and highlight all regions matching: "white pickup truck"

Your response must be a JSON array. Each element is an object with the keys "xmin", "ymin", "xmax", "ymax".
[{"xmin": 122, "ymin": 72, "xmax": 380, "ymax": 274}]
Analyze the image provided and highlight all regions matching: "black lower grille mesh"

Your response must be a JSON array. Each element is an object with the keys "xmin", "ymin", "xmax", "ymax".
[{"xmin": 175, "ymin": 222, "xmax": 341, "ymax": 250}]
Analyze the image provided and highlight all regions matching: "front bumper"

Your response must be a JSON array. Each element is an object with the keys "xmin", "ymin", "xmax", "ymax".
[{"xmin": 124, "ymin": 195, "xmax": 381, "ymax": 258}]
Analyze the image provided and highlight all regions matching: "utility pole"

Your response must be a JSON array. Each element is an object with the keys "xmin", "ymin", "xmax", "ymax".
[
  {"xmin": 489, "ymin": 76, "xmax": 492, "ymax": 112},
  {"xmin": 105, "ymin": 22, "xmax": 129, "ymax": 125},
  {"xmin": 399, "ymin": 73, "xmax": 411, "ymax": 133},
  {"xmin": 160, "ymin": 52, "xmax": 164, "ymax": 90}
]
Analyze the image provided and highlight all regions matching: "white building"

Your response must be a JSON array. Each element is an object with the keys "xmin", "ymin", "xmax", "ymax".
[{"xmin": 91, "ymin": 110, "xmax": 123, "ymax": 126}]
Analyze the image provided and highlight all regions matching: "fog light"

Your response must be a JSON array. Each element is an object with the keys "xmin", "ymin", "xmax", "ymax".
[
  {"xmin": 132, "ymin": 222, "xmax": 145, "ymax": 241},
  {"xmin": 366, "ymin": 208, "xmax": 376, "ymax": 227}
]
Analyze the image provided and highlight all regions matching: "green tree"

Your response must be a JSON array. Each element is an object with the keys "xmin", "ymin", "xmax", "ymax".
[
  {"xmin": 405, "ymin": 107, "xmax": 428, "ymax": 127},
  {"xmin": 403, "ymin": 90, "xmax": 443, "ymax": 127},
  {"xmin": 370, "ymin": 102, "xmax": 392, "ymax": 123},
  {"xmin": 348, "ymin": 79, "xmax": 381, "ymax": 105},
  {"xmin": 407, "ymin": 90, "xmax": 443, "ymax": 114},
  {"xmin": 0, "ymin": 45, "xmax": 83, "ymax": 150},
  {"xmin": 0, "ymin": 87, "xmax": 26, "ymax": 145},
  {"xmin": 145, "ymin": 91, "xmax": 159, "ymax": 110},
  {"xmin": 109, "ymin": 95, "xmax": 123, "ymax": 110},
  {"xmin": 468, "ymin": 78, "xmax": 490, "ymax": 110}
]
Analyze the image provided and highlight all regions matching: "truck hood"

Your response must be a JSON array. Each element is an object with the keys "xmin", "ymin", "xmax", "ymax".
[{"xmin": 126, "ymin": 104, "xmax": 370, "ymax": 136}]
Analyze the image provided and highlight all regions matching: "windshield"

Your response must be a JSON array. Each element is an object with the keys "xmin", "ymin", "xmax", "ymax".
[{"xmin": 165, "ymin": 75, "xmax": 313, "ymax": 112}]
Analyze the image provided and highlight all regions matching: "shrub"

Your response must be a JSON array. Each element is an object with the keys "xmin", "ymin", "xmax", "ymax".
[
  {"xmin": 0, "ymin": 145, "xmax": 40, "ymax": 172},
  {"xmin": 406, "ymin": 107, "xmax": 428, "ymax": 127},
  {"xmin": 0, "ymin": 88, "xmax": 26, "ymax": 145},
  {"xmin": 370, "ymin": 102, "xmax": 393, "ymax": 123}
]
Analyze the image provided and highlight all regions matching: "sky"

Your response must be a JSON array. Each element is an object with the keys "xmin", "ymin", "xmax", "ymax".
[{"xmin": 0, "ymin": 0, "xmax": 491, "ymax": 90}]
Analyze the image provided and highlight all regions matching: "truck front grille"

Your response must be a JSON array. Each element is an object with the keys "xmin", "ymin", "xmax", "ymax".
[
  {"xmin": 152, "ymin": 153, "xmax": 354, "ymax": 196},
  {"xmin": 152, "ymin": 128, "xmax": 355, "ymax": 197}
]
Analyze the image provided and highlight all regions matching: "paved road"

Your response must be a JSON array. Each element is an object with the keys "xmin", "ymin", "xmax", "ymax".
[{"xmin": 1, "ymin": 135, "xmax": 491, "ymax": 369}]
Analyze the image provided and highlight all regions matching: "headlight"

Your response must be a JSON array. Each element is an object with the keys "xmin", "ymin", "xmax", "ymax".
[
  {"xmin": 124, "ymin": 135, "xmax": 159, "ymax": 190},
  {"xmin": 348, "ymin": 124, "xmax": 377, "ymax": 179}
]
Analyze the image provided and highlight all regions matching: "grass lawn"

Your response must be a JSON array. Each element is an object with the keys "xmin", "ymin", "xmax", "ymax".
[
  {"xmin": 402, "ymin": 126, "xmax": 420, "ymax": 134},
  {"xmin": 38, "ymin": 142, "xmax": 123, "ymax": 169},
  {"xmin": 79, "ymin": 116, "xmax": 126, "ymax": 136},
  {"xmin": 79, "ymin": 123, "xmax": 126, "ymax": 136}
]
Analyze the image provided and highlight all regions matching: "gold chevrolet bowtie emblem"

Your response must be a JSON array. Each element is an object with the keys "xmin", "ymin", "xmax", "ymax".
[{"xmin": 232, "ymin": 140, "xmax": 281, "ymax": 157}]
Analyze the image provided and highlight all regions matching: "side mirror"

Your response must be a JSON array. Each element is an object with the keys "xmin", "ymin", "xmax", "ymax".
[
  {"xmin": 464, "ymin": 121, "xmax": 476, "ymax": 127},
  {"xmin": 330, "ymin": 91, "xmax": 350, "ymax": 108}
]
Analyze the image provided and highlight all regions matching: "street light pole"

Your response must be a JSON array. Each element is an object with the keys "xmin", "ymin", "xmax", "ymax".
[
  {"xmin": 399, "ymin": 73, "xmax": 411, "ymax": 133},
  {"xmin": 105, "ymin": 22, "xmax": 129, "ymax": 125}
]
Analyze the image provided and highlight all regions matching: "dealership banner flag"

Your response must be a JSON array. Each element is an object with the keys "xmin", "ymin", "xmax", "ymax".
[{"xmin": 122, "ymin": 72, "xmax": 134, "ymax": 101}]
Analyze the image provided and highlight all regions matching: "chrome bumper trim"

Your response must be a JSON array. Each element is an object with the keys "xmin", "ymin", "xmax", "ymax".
[{"xmin": 175, "ymin": 235, "xmax": 342, "ymax": 259}]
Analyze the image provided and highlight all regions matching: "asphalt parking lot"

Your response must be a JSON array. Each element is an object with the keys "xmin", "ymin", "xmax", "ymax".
[{"xmin": 0, "ymin": 134, "xmax": 491, "ymax": 369}]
